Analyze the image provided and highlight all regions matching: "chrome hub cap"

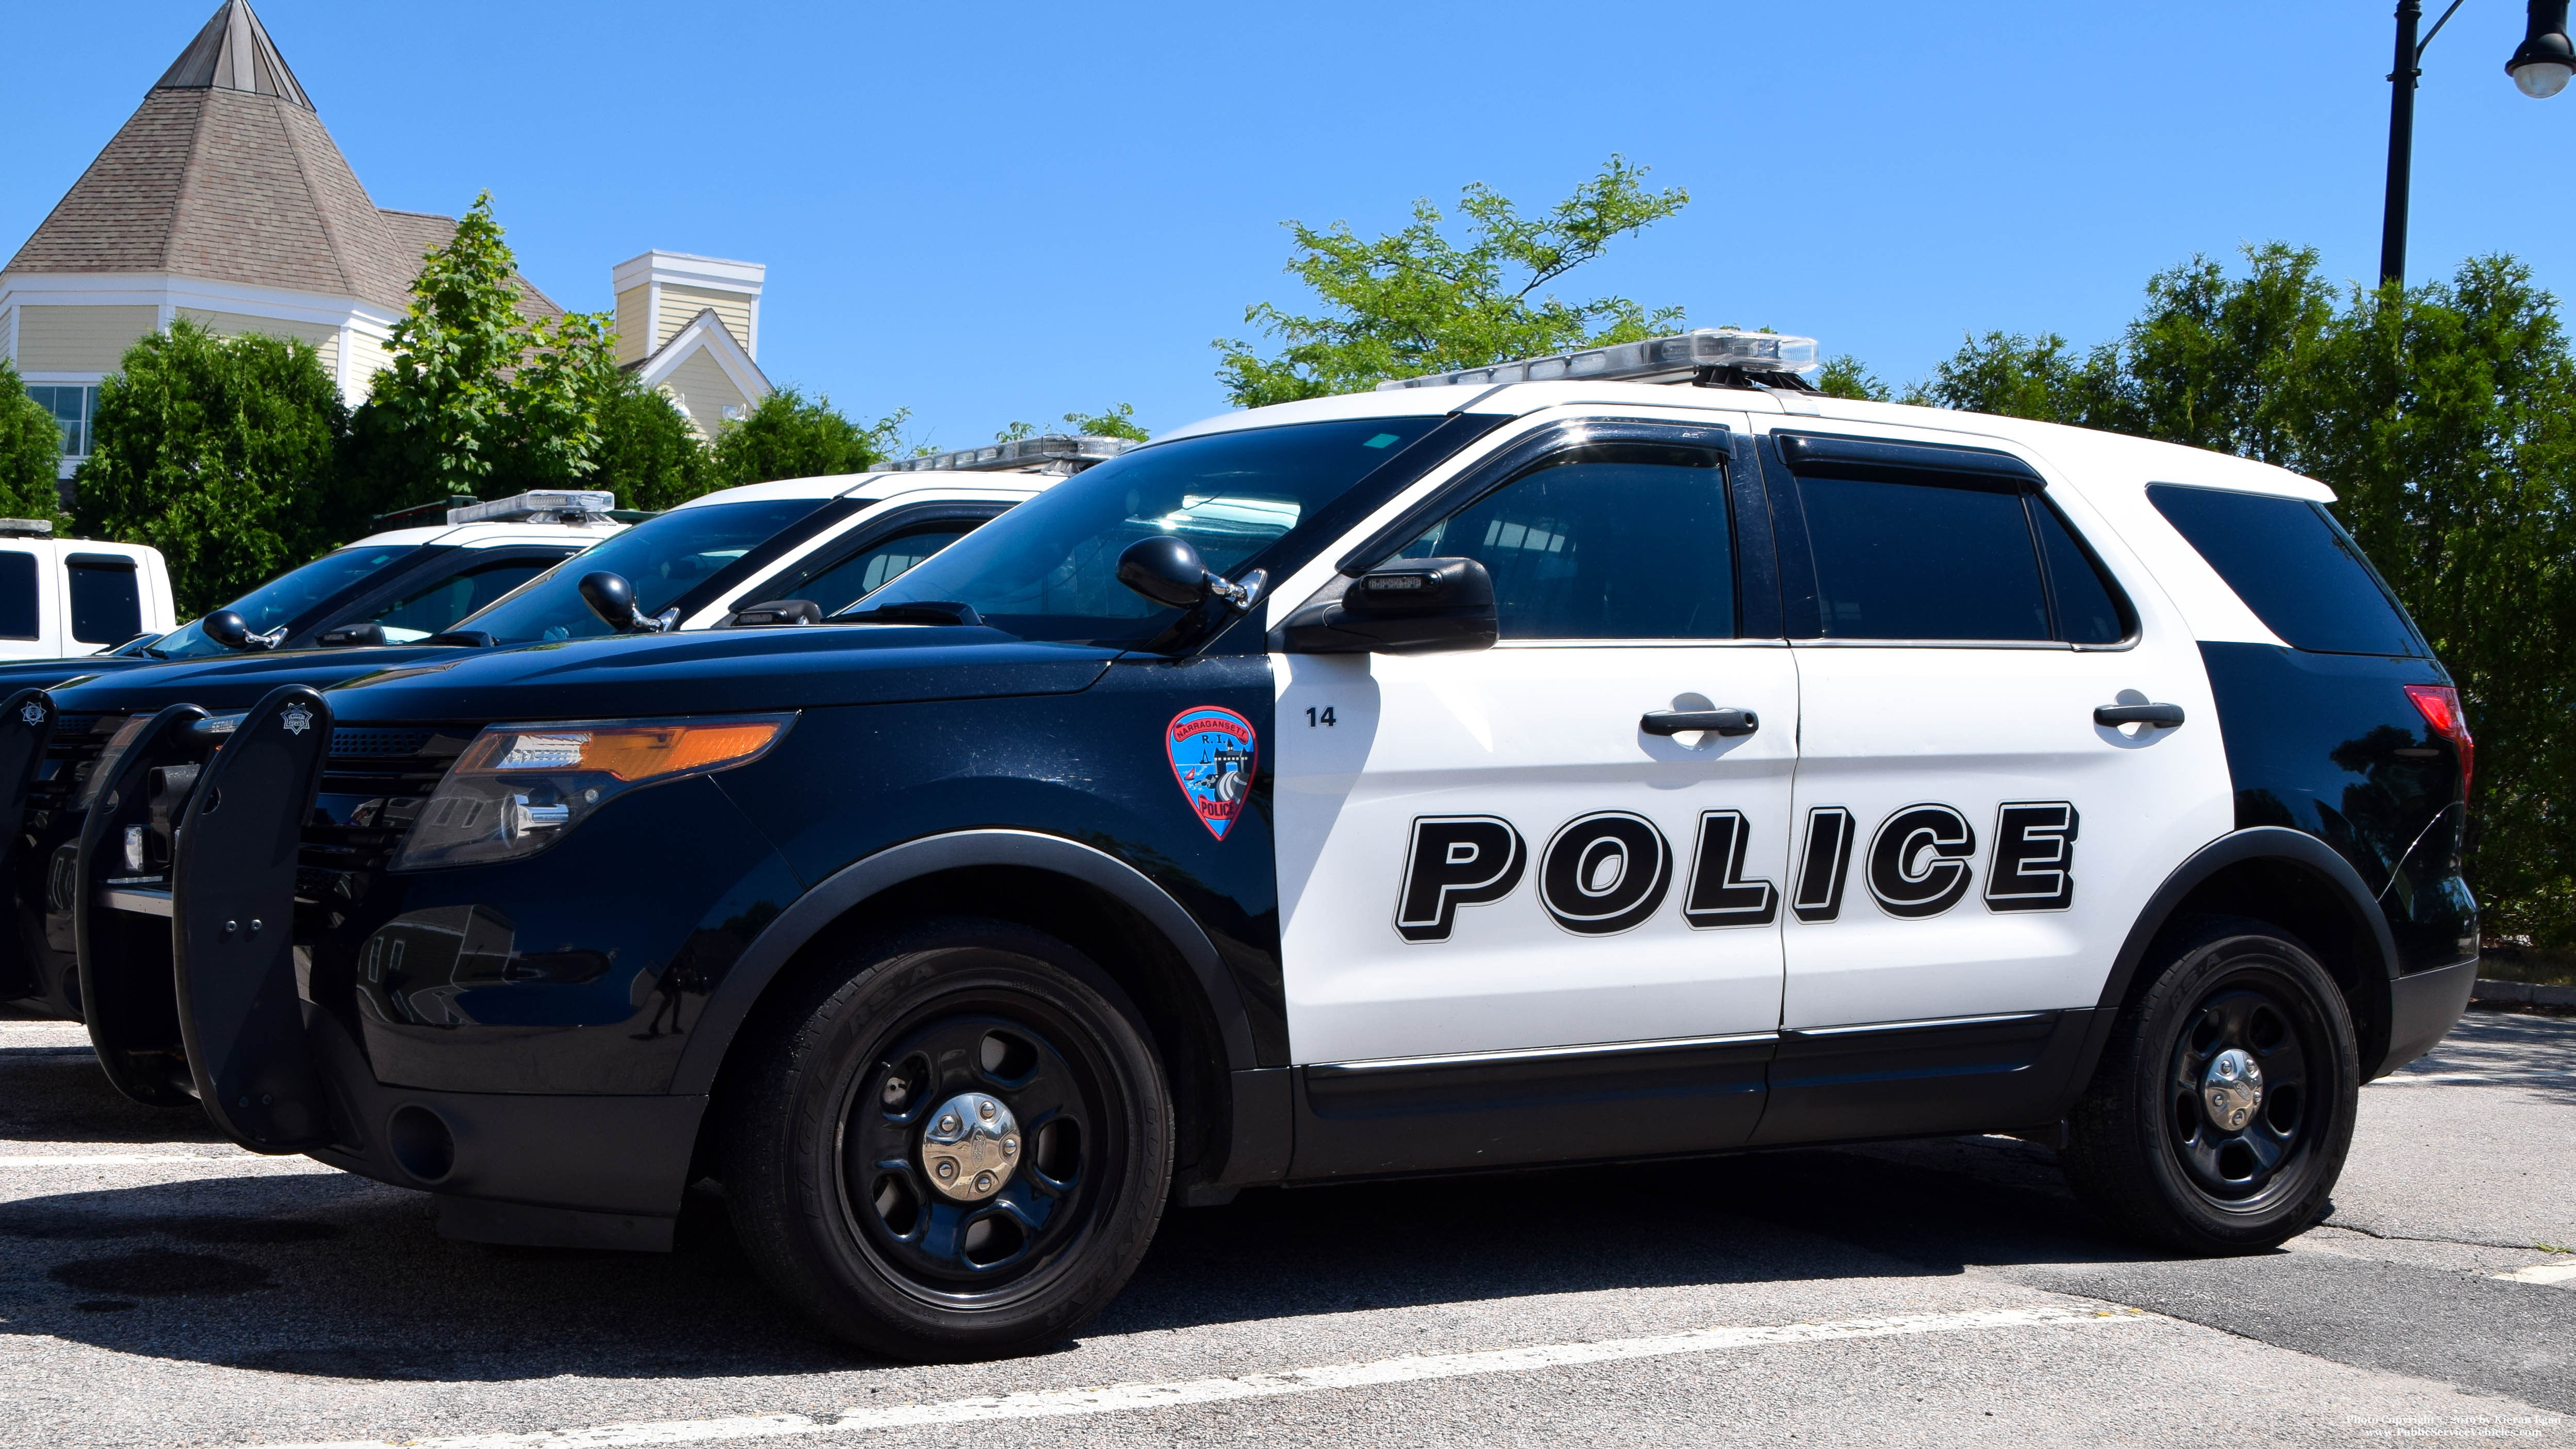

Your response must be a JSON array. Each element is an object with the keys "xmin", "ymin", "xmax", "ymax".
[
  {"xmin": 921, "ymin": 1092, "xmax": 1021, "ymax": 1202},
  {"xmin": 2201, "ymin": 1047, "xmax": 2264, "ymax": 1131}
]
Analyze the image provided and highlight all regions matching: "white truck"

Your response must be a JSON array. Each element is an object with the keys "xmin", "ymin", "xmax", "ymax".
[{"xmin": 0, "ymin": 520, "xmax": 174, "ymax": 661}]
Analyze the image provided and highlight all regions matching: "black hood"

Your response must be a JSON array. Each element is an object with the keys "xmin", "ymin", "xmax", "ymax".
[
  {"xmin": 311, "ymin": 626, "xmax": 1112, "ymax": 725},
  {"xmin": 45, "ymin": 645, "xmax": 468, "ymax": 717},
  {"xmin": 0, "ymin": 655, "xmax": 158, "ymax": 696}
]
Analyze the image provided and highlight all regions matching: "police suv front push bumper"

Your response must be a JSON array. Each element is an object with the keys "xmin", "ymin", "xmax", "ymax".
[{"xmin": 68, "ymin": 684, "xmax": 704, "ymax": 1248}]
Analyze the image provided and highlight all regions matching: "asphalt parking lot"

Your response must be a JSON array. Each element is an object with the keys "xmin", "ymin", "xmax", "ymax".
[{"xmin": 0, "ymin": 1008, "xmax": 2567, "ymax": 1449}]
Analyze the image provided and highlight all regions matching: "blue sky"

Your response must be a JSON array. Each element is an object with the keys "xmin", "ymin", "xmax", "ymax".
[{"xmin": 10, "ymin": 2, "xmax": 2574, "ymax": 448}]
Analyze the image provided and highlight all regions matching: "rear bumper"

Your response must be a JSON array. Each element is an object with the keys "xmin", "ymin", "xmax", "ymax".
[{"xmin": 2375, "ymin": 958, "xmax": 2476, "ymax": 1078}]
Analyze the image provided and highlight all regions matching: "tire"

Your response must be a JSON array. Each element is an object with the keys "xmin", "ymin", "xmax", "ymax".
[
  {"xmin": 721, "ymin": 917, "xmax": 1172, "ymax": 1360},
  {"xmin": 2062, "ymin": 917, "xmax": 2359, "ymax": 1253}
]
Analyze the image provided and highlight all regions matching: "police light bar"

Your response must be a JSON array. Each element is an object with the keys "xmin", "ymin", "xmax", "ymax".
[
  {"xmin": 1375, "ymin": 329, "xmax": 1821, "ymax": 391},
  {"xmin": 880, "ymin": 435, "xmax": 1139, "ymax": 476},
  {"xmin": 445, "ymin": 491, "xmax": 617, "ymax": 525},
  {"xmin": 0, "ymin": 519, "xmax": 54, "ymax": 538}
]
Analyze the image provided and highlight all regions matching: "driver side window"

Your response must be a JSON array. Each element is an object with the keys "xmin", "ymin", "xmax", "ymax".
[
  {"xmin": 1399, "ymin": 441, "xmax": 1737, "ymax": 640},
  {"xmin": 776, "ymin": 526, "xmax": 974, "ymax": 615}
]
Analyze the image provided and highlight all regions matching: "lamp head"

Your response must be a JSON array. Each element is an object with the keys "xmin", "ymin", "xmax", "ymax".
[{"xmin": 2509, "ymin": 0, "xmax": 2575, "ymax": 98}]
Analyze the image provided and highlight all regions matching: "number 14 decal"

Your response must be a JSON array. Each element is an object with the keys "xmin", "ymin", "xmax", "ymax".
[{"xmin": 1305, "ymin": 706, "xmax": 1336, "ymax": 727}]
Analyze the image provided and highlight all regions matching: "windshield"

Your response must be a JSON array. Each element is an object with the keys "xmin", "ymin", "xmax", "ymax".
[
  {"xmin": 151, "ymin": 544, "xmax": 423, "ymax": 659},
  {"xmin": 458, "ymin": 498, "xmax": 829, "ymax": 643},
  {"xmin": 853, "ymin": 417, "xmax": 1442, "ymax": 644}
]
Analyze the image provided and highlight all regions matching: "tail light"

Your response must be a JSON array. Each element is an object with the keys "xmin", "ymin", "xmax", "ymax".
[{"xmin": 2404, "ymin": 684, "xmax": 2474, "ymax": 800}]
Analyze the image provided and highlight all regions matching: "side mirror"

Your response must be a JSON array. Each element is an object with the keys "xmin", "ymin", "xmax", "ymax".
[
  {"xmin": 579, "ymin": 571, "xmax": 674, "ymax": 634},
  {"xmin": 316, "ymin": 621, "xmax": 386, "ymax": 648},
  {"xmin": 1116, "ymin": 535, "xmax": 1265, "ymax": 617},
  {"xmin": 202, "ymin": 609, "xmax": 283, "ymax": 652},
  {"xmin": 1116, "ymin": 536, "xmax": 1212, "ymax": 609},
  {"xmin": 1276, "ymin": 557, "xmax": 1499, "ymax": 655}
]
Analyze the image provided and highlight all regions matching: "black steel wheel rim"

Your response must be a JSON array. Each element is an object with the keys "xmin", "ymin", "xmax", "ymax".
[
  {"xmin": 831, "ymin": 986, "xmax": 1119, "ymax": 1308},
  {"xmin": 2163, "ymin": 967, "xmax": 2324, "ymax": 1211}
]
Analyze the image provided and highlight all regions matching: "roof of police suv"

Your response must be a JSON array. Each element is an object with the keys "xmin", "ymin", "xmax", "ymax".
[
  {"xmin": 1170, "ymin": 381, "xmax": 2332, "ymax": 656},
  {"xmin": 1156, "ymin": 382, "xmax": 2332, "ymax": 507}
]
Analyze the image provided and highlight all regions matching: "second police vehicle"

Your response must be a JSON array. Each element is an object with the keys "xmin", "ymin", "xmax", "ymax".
[
  {"xmin": 0, "ymin": 444, "xmax": 1112, "ymax": 1018},
  {"xmin": 36, "ymin": 335, "xmax": 2477, "ymax": 1361}
]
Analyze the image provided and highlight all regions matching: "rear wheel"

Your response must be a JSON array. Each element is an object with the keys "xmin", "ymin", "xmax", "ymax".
[
  {"xmin": 723, "ymin": 918, "xmax": 1171, "ymax": 1360},
  {"xmin": 2062, "ymin": 918, "xmax": 2358, "ymax": 1252}
]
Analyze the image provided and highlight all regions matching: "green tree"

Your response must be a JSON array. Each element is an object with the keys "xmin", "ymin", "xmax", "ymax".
[
  {"xmin": 710, "ymin": 388, "xmax": 902, "ymax": 485},
  {"xmin": 1816, "ymin": 355, "xmax": 1892, "ymax": 402},
  {"xmin": 1895, "ymin": 244, "xmax": 2576, "ymax": 943},
  {"xmin": 2121, "ymin": 243, "xmax": 2337, "ymax": 462},
  {"xmin": 1216, "ymin": 156, "xmax": 1689, "ymax": 406},
  {"xmin": 592, "ymin": 376, "xmax": 711, "ymax": 512},
  {"xmin": 0, "ymin": 360, "xmax": 67, "ymax": 528},
  {"xmin": 1062, "ymin": 403, "xmax": 1149, "ymax": 441},
  {"xmin": 994, "ymin": 404, "xmax": 1151, "ymax": 444},
  {"xmin": 1905, "ymin": 329, "xmax": 2126, "ymax": 425},
  {"xmin": 2304, "ymin": 261, "xmax": 2576, "ymax": 944},
  {"xmin": 489, "ymin": 310, "xmax": 616, "ymax": 488},
  {"xmin": 355, "ymin": 192, "xmax": 528, "ymax": 507},
  {"xmin": 74, "ymin": 319, "xmax": 349, "ymax": 615}
]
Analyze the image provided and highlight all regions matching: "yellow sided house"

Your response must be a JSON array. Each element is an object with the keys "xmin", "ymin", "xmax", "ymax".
[{"xmin": 0, "ymin": 0, "xmax": 771, "ymax": 496}]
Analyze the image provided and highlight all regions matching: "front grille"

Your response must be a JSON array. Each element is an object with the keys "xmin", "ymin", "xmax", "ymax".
[
  {"xmin": 329, "ymin": 727, "xmax": 436, "ymax": 758},
  {"xmin": 299, "ymin": 724, "xmax": 480, "ymax": 887},
  {"xmin": 29, "ymin": 713, "xmax": 126, "ymax": 815}
]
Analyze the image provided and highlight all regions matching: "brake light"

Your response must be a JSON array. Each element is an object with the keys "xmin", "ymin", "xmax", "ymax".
[{"xmin": 2404, "ymin": 685, "xmax": 2474, "ymax": 799}]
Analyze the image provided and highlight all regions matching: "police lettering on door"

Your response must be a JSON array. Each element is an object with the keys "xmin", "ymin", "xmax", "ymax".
[{"xmin": 1393, "ymin": 801, "xmax": 2079, "ymax": 941}]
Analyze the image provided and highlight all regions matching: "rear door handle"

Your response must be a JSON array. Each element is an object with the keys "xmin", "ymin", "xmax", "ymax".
[
  {"xmin": 2094, "ymin": 702, "xmax": 2186, "ymax": 728},
  {"xmin": 1642, "ymin": 708, "xmax": 1759, "ymax": 737}
]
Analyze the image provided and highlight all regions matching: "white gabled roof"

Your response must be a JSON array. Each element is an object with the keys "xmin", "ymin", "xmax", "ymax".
[{"xmin": 628, "ymin": 306, "xmax": 771, "ymax": 403}]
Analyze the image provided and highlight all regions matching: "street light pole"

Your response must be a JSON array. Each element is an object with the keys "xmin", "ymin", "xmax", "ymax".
[
  {"xmin": 2382, "ymin": 1, "xmax": 2570, "ymax": 289},
  {"xmin": 2381, "ymin": 1, "xmax": 2424, "ymax": 288}
]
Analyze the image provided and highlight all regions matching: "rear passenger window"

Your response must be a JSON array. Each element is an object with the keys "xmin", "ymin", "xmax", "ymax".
[
  {"xmin": 0, "ymin": 553, "xmax": 36, "ymax": 640},
  {"xmin": 1799, "ymin": 476, "xmax": 2048, "ymax": 641},
  {"xmin": 67, "ymin": 560, "xmax": 140, "ymax": 644},
  {"xmin": 2148, "ymin": 484, "xmax": 2420, "ymax": 656},
  {"xmin": 2033, "ymin": 502, "xmax": 2129, "ymax": 645},
  {"xmin": 1399, "ymin": 442, "xmax": 1736, "ymax": 640}
]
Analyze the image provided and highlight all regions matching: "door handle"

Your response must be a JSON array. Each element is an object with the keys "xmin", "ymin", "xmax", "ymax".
[
  {"xmin": 2094, "ymin": 702, "xmax": 2186, "ymax": 729},
  {"xmin": 1642, "ymin": 708, "xmax": 1759, "ymax": 737}
]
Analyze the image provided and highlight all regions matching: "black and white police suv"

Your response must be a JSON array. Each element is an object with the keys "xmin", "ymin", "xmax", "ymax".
[{"xmin": 47, "ymin": 331, "xmax": 2475, "ymax": 1360}]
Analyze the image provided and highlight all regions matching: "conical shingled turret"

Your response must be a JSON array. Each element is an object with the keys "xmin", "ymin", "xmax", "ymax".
[
  {"xmin": 155, "ymin": 0, "xmax": 314, "ymax": 110},
  {"xmin": 2, "ymin": 1, "xmax": 557, "ymax": 322}
]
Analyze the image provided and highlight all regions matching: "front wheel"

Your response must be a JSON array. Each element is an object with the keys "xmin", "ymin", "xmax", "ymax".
[
  {"xmin": 2062, "ymin": 918, "xmax": 2359, "ymax": 1253},
  {"xmin": 722, "ymin": 918, "xmax": 1171, "ymax": 1360}
]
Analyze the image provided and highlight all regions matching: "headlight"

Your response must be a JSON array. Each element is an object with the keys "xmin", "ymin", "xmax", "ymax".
[{"xmin": 389, "ymin": 713, "xmax": 793, "ymax": 871}]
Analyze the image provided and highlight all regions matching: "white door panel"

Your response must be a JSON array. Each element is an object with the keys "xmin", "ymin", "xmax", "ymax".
[
  {"xmin": 1278, "ymin": 641, "xmax": 1797, "ymax": 1062},
  {"xmin": 1782, "ymin": 644, "xmax": 2232, "ymax": 1027},
  {"xmin": 1765, "ymin": 419, "xmax": 2237, "ymax": 1030}
]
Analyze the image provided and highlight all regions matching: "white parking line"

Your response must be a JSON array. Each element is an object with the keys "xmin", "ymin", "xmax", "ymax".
[
  {"xmin": 2373, "ymin": 1072, "xmax": 2576, "ymax": 1087},
  {"xmin": 248, "ymin": 1304, "xmax": 2154, "ymax": 1449},
  {"xmin": 2494, "ymin": 1261, "xmax": 2576, "ymax": 1285},
  {"xmin": 0, "ymin": 1152, "xmax": 296, "ymax": 1167},
  {"xmin": 0, "ymin": 1153, "xmax": 229, "ymax": 1166}
]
